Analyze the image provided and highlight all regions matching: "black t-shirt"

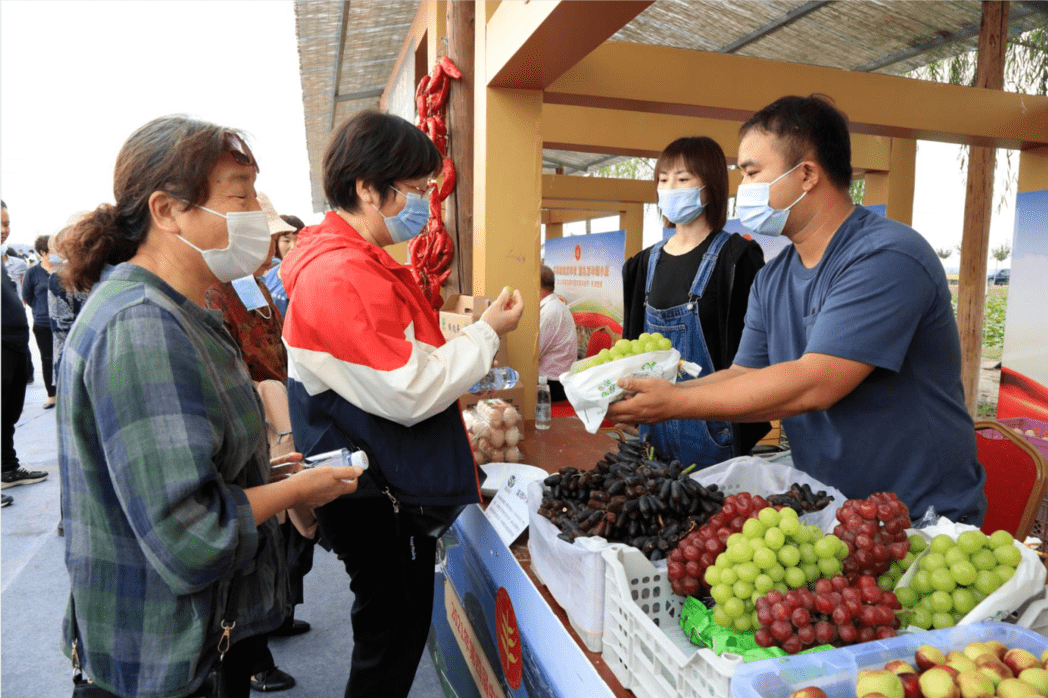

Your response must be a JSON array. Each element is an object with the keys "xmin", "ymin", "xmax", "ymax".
[
  {"xmin": 2, "ymin": 264, "xmax": 30, "ymax": 352},
  {"xmin": 622, "ymin": 232, "xmax": 765, "ymax": 372}
]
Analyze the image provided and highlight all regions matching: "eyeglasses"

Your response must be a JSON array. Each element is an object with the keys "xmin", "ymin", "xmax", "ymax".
[{"xmin": 223, "ymin": 132, "xmax": 258, "ymax": 171}]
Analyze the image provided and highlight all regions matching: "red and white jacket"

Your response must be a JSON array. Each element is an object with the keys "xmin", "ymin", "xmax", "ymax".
[{"xmin": 281, "ymin": 211, "xmax": 496, "ymax": 505}]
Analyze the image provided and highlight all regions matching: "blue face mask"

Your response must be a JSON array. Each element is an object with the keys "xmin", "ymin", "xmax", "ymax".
[
  {"xmin": 735, "ymin": 162, "xmax": 806, "ymax": 236},
  {"xmin": 49, "ymin": 254, "xmax": 63, "ymax": 264},
  {"xmin": 657, "ymin": 186, "xmax": 706, "ymax": 225},
  {"xmin": 374, "ymin": 187, "xmax": 429, "ymax": 244}
]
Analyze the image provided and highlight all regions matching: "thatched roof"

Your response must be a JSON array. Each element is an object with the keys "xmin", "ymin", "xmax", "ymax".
[{"xmin": 294, "ymin": 0, "xmax": 1048, "ymax": 212}]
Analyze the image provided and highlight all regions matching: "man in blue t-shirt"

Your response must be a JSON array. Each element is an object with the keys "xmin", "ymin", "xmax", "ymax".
[{"xmin": 608, "ymin": 95, "xmax": 986, "ymax": 524}]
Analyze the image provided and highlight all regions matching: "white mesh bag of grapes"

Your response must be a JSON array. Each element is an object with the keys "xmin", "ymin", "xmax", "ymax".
[{"xmin": 560, "ymin": 333, "xmax": 701, "ymax": 434}]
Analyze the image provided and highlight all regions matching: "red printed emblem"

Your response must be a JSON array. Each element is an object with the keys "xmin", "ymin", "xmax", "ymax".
[{"xmin": 495, "ymin": 587, "xmax": 522, "ymax": 689}]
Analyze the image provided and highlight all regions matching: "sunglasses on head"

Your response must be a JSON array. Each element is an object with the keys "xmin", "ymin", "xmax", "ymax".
[{"xmin": 223, "ymin": 132, "xmax": 258, "ymax": 171}]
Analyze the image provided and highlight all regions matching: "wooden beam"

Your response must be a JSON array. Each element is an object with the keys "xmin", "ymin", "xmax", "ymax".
[
  {"xmin": 862, "ymin": 138, "xmax": 916, "ymax": 225},
  {"xmin": 542, "ymin": 103, "xmax": 893, "ymax": 171},
  {"xmin": 1017, "ymin": 146, "xmax": 1048, "ymax": 194},
  {"xmin": 328, "ymin": 1, "xmax": 352, "ymax": 129},
  {"xmin": 958, "ymin": 1, "xmax": 1008, "ymax": 419},
  {"xmin": 445, "ymin": 0, "xmax": 475, "ymax": 296},
  {"xmin": 544, "ymin": 43, "xmax": 1048, "ymax": 150},
  {"xmin": 543, "ymin": 174, "xmax": 656, "ymax": 204},
  {"xmin": 486, "ymin": 0, "xmax": 652, "ymax": 89},
  {"xmin": 542, "ymin": 199, "xmax": 627, "ymax": 212},
  {"xmin": 541, "ymin": 209, "xmax": 618, "ymax": 225},
  {"xmin": 379, "ymin": 1, "xmax": 429, "ymax": 112},
  {"xmin": 620, "ymin": 203, "xmax": 644, "ymax": 259}
]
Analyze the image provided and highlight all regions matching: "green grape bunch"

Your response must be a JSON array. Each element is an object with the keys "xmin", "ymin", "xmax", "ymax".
[{"xmin": 570, "ymin": 332, "xmax": 674, "ymax": 375}]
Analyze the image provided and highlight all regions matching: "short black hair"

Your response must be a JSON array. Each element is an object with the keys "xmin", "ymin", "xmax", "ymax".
[
  {"xmin": 540, "ymin": 265, "xmax": 555, "ymax": 291},
  {"xmin": 739, "ymin": 95, "xmax": 852, "ymax": 190},
  {"xmin": 323, "ymin": 110, "xmax": 442, "ymax": 212}
]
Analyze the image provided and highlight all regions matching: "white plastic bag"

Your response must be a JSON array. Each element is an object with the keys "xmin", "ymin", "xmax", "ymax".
[
  {"xmin": 693, "ymin": 456, "xmax": 848, "ymax": 533},
  {"xmin": 896, "ymin": 519, "xmax": 1046, "ymax": 624},
  {"xmin": 526, "ymin": 479, "xmax": 617, "ymax": 651},
  {"xmin": 560, "ymin": 349, "xmax": 700, "ymax": 434}
]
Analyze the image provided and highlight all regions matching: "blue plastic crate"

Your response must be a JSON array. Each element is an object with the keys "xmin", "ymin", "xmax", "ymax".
[{"xmin": 731, "ymin": 623, "xmax": 1048, "ymax": 698}]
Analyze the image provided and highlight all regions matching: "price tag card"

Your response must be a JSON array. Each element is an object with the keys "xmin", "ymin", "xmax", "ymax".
[
  {"xmin": 484, "ymin": 474, "xmax": 531, "ymax": 546},
  {"xmin": 231, "ymin": 275, "xmax": 268, "ymax": 311}
]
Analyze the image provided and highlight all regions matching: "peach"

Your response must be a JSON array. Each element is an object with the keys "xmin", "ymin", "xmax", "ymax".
[
  {"xmin": 856, "ymin": 669, "xmax": 905, "ymax": 698},
  {"xmin": 916, "ymin": 645, "xmax": 949, "ymax": 672},
  {"xmin": 919, "ymin": 667, "xmax": 960, "ymax": 698}
]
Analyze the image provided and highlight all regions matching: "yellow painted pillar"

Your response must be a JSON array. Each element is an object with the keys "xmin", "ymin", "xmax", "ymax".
[
  {"xmin": 863, "ymin": 138, "xmax": 916, "ymax": 225},
  {"xmin": 475, "ymin": 3, "xmax": 542, "ymax": 415},
  {"xmin": 545, "ymin": 222, "xmax": 564, "ymax": 240},
  {"xmin": 1018, "ymin": 145, "xmax": 1048, "ymax": 194},
  {"xmin": 620, "ymin": 202, "xmax": 643, "ymax": 258},
  {"xmin": 427, "ymin": 1, "xmax": 447, "ymax": 60}
]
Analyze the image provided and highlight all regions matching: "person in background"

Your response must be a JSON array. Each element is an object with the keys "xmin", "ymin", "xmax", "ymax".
[
  {"xmin": 3, "ymin": 255, "xmax": 48, "ymax": 499},
  {"xmin": 2, "ymin": 202, "xmax": 35, "ymax": 385},
  {"xmin": 48, "ymin": 221, "xmax": 90, "ymax": 383},
  {"xmin": 202, "ymin": 192, "xmax": 311, "ymax": 693},
  {"xmin": 621, "ymin": 136, "xmax": 767, "ymax": 468},
  {"xmin": 538, "ymin": 264, "xmax": 576, "ymax": 402},
  {"xmin": 608, "ymin": 95, "xmax": 986, "ymax": 525},
  {"xmin": 262, "ymin": 214, "xmax": 303, "ymax": 317},
  {"xmin": 204, "ymin": 193, "xmax": 294, "ymax": 384},
  {"xmin": 281, "ymin": 110, "xmax": 523, "ymax": 698},
  {"xmin": 22, "ymin": 234, "xmax": 57, "ymax": 408},
  {"xmin": 57, "ymin": 115, "xmax": 361, "ymax": 698}
]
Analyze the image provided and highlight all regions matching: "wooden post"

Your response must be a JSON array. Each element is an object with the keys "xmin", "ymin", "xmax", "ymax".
[
  {"xmin": 957, "ymin": 1, "xmax": 1007, "ymax": 419},
  {"xmin": 445, "ymin": 0, "xmax": 475, "ymax": 296}
]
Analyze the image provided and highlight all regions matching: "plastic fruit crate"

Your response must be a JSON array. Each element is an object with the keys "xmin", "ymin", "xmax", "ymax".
[
  {"xmin": 601, "ymin": 545, "xmax": 744, "ymax": 698},
  {"xmin": 731, "ymin": 622, "xmax": 1048, "ymax": 698}
]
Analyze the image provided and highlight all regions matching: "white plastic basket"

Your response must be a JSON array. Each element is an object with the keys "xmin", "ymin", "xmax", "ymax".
[{"xmin": 601, "ymin": 545, "xmax": 743, "ymax": 698}]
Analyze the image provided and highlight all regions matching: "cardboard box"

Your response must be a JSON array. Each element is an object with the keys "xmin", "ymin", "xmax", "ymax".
[
  {"xmin": 439, "ymin": 294, "xmax": 508, "ymax": 366},
  {"xmin": 458, "ymin": 385, "xmax": 526, "ymax": 411}
]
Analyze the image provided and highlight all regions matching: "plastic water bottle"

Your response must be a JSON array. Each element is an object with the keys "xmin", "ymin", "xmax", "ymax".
[
  {"xmin": 535, "ymin": 377, "xmax": 552, "ymax": 430},
  {"xmin": 468, "ymin": 366, "xmax": 519, "ymax": 394}
]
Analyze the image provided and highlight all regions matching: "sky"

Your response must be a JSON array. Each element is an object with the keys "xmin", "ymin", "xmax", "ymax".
[
  {"xmin": 0, "ymin": 1, "xmax": 1022, "ymax": 273},
  {"xmin": 1, "ymin": 0, "xmax": 317, "ymax": 245}
]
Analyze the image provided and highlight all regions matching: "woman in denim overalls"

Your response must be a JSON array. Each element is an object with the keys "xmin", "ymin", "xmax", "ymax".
[{"xmin": 622, "ymin": 137, "xmax": 767, "ymax": 469}]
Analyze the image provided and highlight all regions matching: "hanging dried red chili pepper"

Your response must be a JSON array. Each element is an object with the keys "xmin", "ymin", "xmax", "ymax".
[{"xmin": 408, "ymin": 56, "xmax": 461, "ymax": 310}]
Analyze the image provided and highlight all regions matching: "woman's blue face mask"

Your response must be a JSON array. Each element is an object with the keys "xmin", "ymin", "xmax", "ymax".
[{"xmin": 374, "ymin": 187, "xmax": 429, "ymax": 244}]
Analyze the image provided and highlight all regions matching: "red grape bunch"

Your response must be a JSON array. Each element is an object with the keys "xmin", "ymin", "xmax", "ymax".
[
  {"xmin": 667, "ymin": 492, "xmax": 769, "ymax": 597},
  {"xmin": 753, "ymin": 574, "xmax": 902, "ymax": 654},
  {"xmin": 833, "ymin": 492, "xmax": 911, "ymax": 581}
]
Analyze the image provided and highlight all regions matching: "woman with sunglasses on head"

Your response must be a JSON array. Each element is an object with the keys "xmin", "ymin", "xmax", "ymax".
[
  {"xmin": 56, "ymin": 116, "xmax": 362, "ymax": 698},
  {"xmin": 280, "ymin": 110, "xmax": 523, "ymax": 698},
  {"xmin": 622, "ymin": 136, "xmax": 768, "ymax": 469}
]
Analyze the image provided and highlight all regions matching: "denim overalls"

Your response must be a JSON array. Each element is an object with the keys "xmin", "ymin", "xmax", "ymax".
[{"xmin": 639, "ymin": 231, "xmax": 736, "ymax": 469}]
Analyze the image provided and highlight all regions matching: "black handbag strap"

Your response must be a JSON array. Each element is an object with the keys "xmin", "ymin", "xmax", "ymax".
[{"xmin": 70, "ymin": 569, "xmax": 243, "ymax": 683}]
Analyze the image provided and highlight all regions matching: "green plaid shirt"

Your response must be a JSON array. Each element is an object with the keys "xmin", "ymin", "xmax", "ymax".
[{"xmin": 58, "ymin": 264, "xmax": 287, "ymax": 698}]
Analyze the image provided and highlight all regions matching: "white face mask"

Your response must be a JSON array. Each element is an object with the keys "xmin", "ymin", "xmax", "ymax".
[
  {"xmin": 657, "ymin": 186, "xmax": 706, "ymax": 225},
  {"xmin": 177, "ymin": 206, "xmax": 271, "ymax": 283},
  {"xmin": 735, "ymin": 162, "xmax": 806, "ymax": 236}
]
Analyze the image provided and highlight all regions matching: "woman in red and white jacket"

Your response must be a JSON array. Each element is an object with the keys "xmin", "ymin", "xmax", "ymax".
[{"xmin": 281, "ymin": 110, "xmax": 523, "ymax": 698}]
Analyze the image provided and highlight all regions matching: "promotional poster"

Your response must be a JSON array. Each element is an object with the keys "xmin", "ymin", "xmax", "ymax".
[{"xmin": 998, "ymin": 189, "xmax": 1048, "ymax": 421}]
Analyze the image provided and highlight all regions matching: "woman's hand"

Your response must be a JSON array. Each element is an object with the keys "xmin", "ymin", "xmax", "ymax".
[
  {"xmin": 480, "ymin": 286, "xmax": 524, "ymax": 337},
  {"xmin": 269, "ymin": 452, "xmax": 304, "ymax": 482},
  {"xmin": 290, "ymin": 465, "xmax": 363, "ymax": 509}
]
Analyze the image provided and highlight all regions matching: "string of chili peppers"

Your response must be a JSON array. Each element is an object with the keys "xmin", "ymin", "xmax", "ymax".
[{"xmin": 409, "ymin": 56, "xmax": 462, "ymax": 310}]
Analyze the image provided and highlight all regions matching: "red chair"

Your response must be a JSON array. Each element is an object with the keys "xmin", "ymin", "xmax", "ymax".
[
  {"xmin": 974, "ymin": 420, "xmax": 1048, "ymax": 540},
  {"xmin": 585, "ymin": 327, "xmax": 614, "ymax": 358}
]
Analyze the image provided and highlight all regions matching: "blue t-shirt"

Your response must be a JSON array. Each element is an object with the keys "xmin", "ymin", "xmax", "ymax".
[
  {"xmin": 262, "ymin": 262, "xmax": 288, "ymax": 317},
  {"xmin": 734, "ymin": 206, "xmax": 986, "ymax": 523}
]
